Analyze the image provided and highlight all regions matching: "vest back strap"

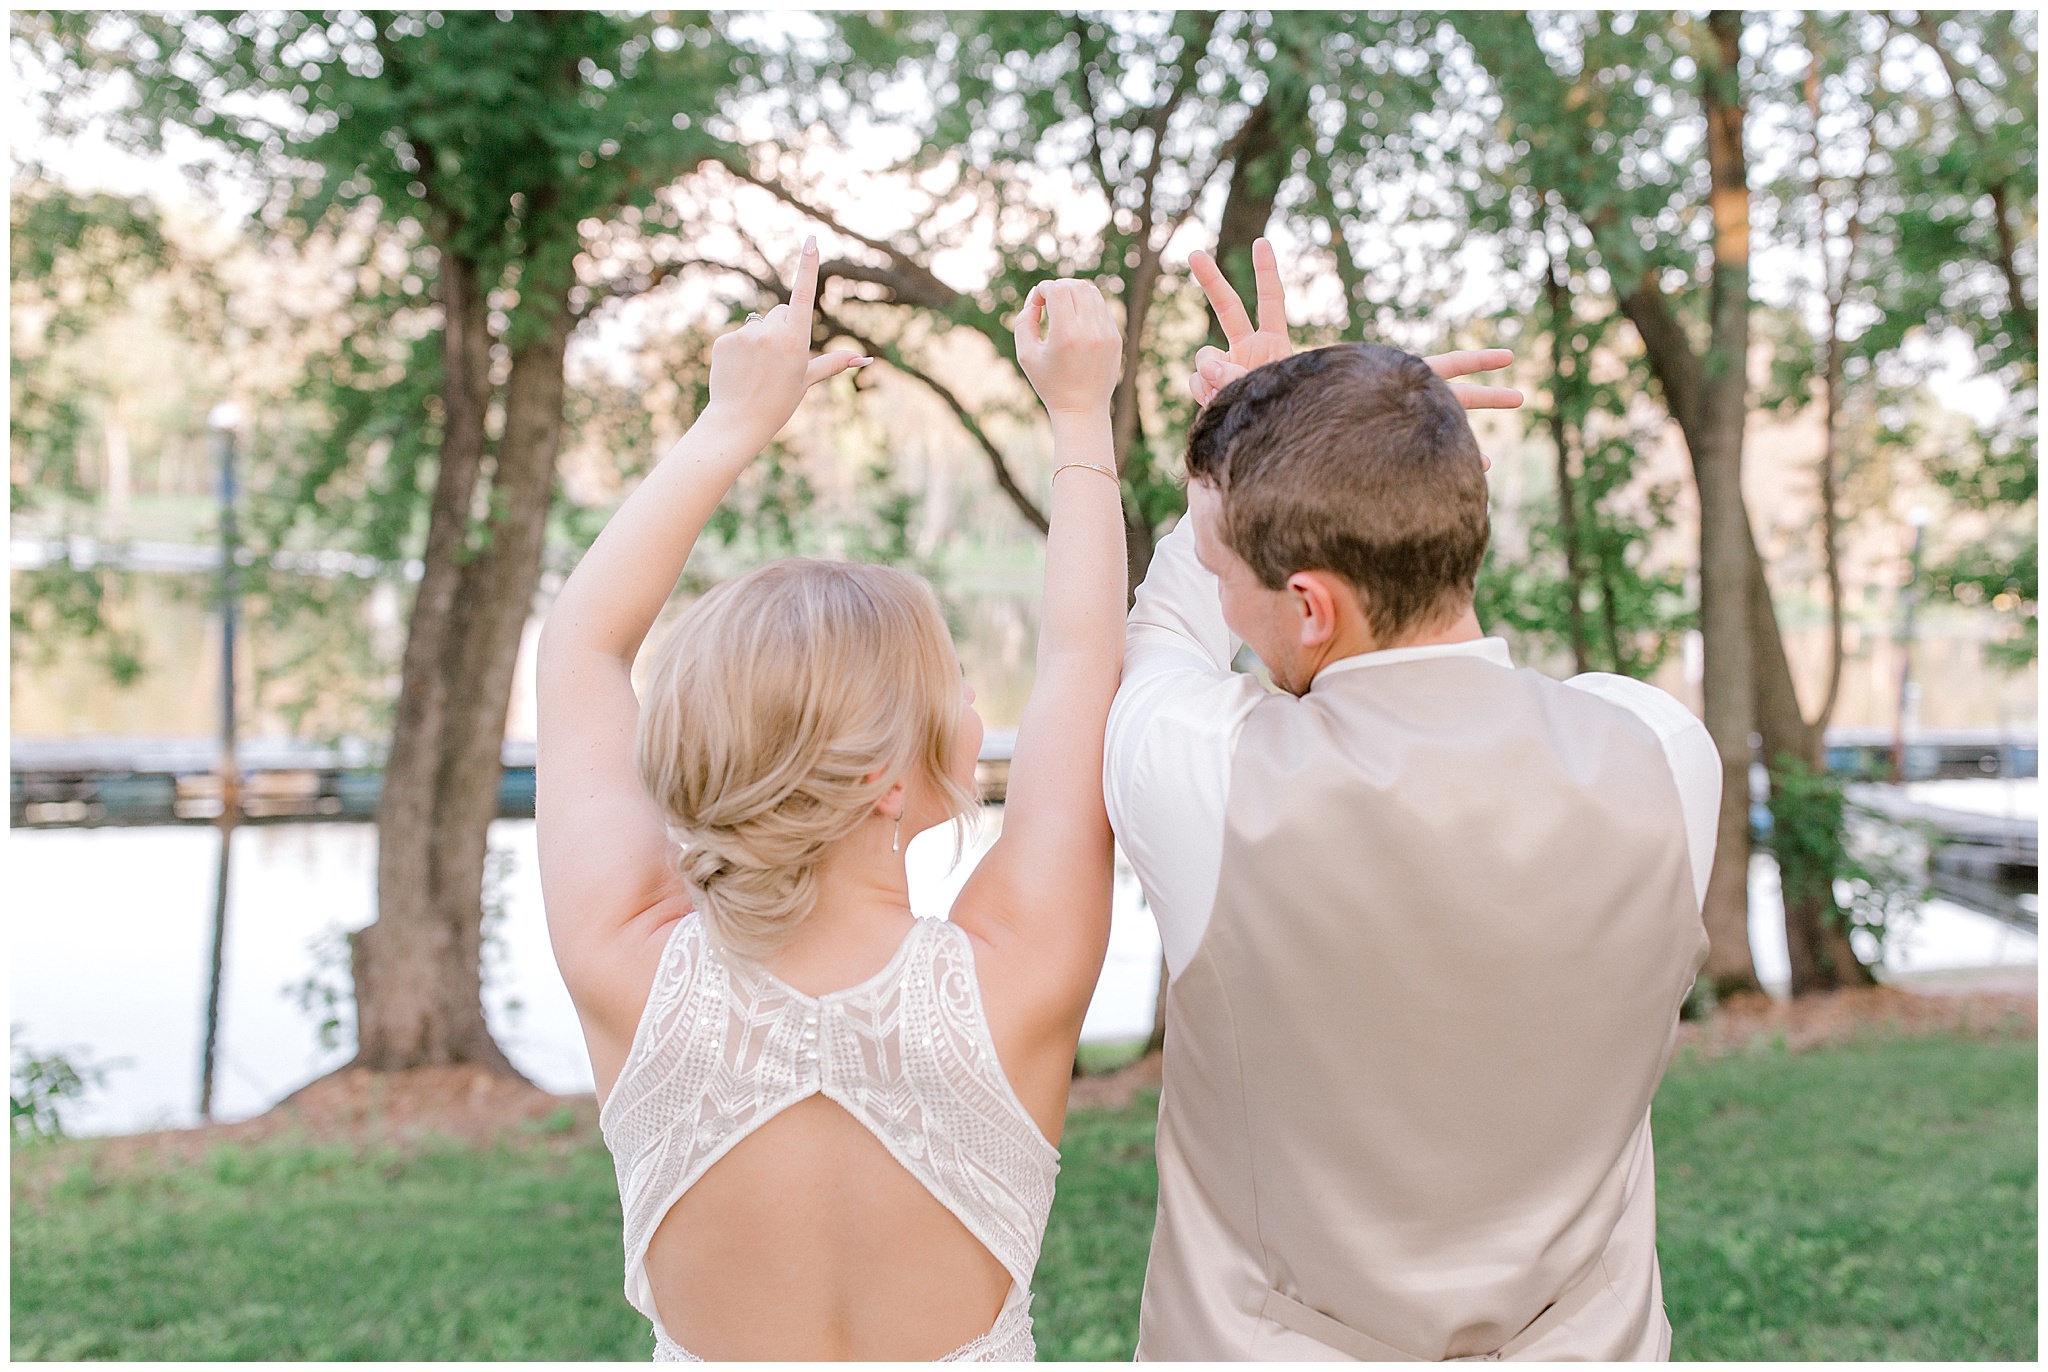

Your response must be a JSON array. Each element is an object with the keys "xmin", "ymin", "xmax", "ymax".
[{"xmin": 1258, "ymin": 1255, "xmax": 1616, "ymax": 1363}]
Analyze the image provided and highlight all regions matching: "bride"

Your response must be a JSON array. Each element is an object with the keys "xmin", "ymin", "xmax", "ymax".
[{"xmin": 535, "ymin": 237, "xmax": 1127, "ymax": 1360}]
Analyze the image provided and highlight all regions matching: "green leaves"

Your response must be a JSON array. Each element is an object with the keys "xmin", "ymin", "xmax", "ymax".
[
  {"xmin": 11, "ymin": 1029, "xmax": 126, "ymax": 1141},
  {"xmin": 10, "ymin": 184, "xmax": 179, "ymax": 500}
]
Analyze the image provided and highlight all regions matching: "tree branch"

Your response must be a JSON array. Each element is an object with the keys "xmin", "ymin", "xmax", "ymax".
[
  {"xmin": 819, "ymin": 257, "xmax": 963, "ymax": 312},
  {"xmin": 724, "ymin": 159, "xmax": 966, "ymax": 312},
  {"xmin": 1132, "ymin": 13, "xmax": 1218, "ymax": 228},
  {"xmin": 1615, "ymin": 276, "xmax": 1703, "ymax": 435},
  {"xmin": 814, "ymin": 304, "xmax": 1049, "ymax": 535},
  {"xmin": 1066, "ymin": 16, "xmax": 1117, "ymax": 198},
  {"xmin": 1896, "ymin": 11, "xmax": 2037, "ymax": 336},
  {"xmin": 571, "ymin": 261, "xmax": 679, "ymax": 319}
]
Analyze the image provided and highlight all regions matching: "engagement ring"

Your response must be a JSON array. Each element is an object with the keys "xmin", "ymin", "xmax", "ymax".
[{"xmin": 744, "ymin": 311, "xmax": 764, "ymax": 324}]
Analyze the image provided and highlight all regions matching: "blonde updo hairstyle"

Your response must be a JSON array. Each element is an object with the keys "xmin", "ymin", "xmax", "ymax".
[{"xmin": 635, "ymin": 558, "xmax": 977, "ymax": 960}]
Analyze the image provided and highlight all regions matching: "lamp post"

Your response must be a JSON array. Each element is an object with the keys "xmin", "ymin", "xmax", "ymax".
[
  {"xmin": 1889, "ymin": 506, "xmax": 1930, "ymax": 785},
  {"xmin": 199, "ymin": 402, "xmax": 243, "ymax": 1120}
]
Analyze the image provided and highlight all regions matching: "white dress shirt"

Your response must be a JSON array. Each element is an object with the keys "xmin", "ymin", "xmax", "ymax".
[{"xmin": 1105, "ymin": 519, "xmax": 1722, "ymax": 979}]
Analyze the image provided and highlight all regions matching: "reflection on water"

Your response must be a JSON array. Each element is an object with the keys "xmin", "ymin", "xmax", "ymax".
[{"xmin": 8, "ymin": 810, "xmax": 1164, "ymax": 1138}]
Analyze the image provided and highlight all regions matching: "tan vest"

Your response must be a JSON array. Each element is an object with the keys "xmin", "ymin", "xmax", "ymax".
[{"xmin": 1136, "ymin": 655, "xmax": 1708, "ymax": 1361}]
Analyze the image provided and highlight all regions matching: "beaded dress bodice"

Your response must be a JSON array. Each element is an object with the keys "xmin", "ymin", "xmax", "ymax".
[{"xmin": 598, "ymin": 914, "xmax": 1059, "ymax": 1362}]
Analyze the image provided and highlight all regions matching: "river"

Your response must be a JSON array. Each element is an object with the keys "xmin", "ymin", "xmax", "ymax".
[{"xmin": 9, "ymin": 796, "xmax": 2035, "ymax": 1139}]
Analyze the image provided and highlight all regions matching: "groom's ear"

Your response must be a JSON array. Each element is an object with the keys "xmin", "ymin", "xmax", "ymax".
[{"xmin": 1285, "ymin": 570, "xmax": 1354, "ymax": 650}]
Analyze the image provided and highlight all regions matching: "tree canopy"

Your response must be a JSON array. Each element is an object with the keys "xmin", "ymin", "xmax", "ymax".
[{"xmin": 12, "ymin": 10, "xmax": 2037, "ymax": 1020}]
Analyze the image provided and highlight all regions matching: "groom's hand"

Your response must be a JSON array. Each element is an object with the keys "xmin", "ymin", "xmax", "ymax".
[
  {"xmin": 1195, "ymin": 343, "xmax": 1526, "ymax": 416},
  {"xmin": 1188, "ymin": 237, "xmax": 1292, "ymax": 408},
  {"xmin": 1422, "ymin": 350, "xmax": 1525, "ymax": 412},
  {"xmin": 1184, "ymin": 236, "xmax": 1527, "ymax": 419}
]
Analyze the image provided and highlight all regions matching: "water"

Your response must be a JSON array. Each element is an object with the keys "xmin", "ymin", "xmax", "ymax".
[
  {"xmin": 1744, "ymin": 857, "xmax": 2036, "ymax": 994},
  {"xmin": 7, "ymin": 811, "xmax": 1164, "ymax": 1138},
  {"xmin": 12, "ymin": 801, "xmax": 2037, "ymax": 1138}
]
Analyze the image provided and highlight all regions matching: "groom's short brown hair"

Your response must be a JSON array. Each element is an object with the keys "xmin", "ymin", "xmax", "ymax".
[{"xmin": 1184, "ymin": 343, "xmax": 1490, "ymax": 643}]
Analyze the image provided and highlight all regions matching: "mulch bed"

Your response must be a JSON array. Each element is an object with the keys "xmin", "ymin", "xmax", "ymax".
[
  {"xmin": 1068, "ymin": 1048, "xmax": 1164, "ymax": 1112},
  {"xmin": 1065, "ymin": 982, "xmax": 2037, "ymax": 1113},
  {"xmin": 1675, "ymin": 983, "xmax": 2035, "ymax": 1059},
  {"xmin": 21, "ymin": 1067, "xmax": 597, "ymax": 1185},
  {"xmin": 28, "ymin": 982, "xmax": 2034, "ymax": 1175}
]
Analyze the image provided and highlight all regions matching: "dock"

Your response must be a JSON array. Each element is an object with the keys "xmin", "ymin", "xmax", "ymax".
[
  {"xmin": 1846, "ymin": 780, "xmax": 2038, "ymax": 931},
  {"xmin": 1823, "ymin": 725, "xmax": 2037, "ymax": 783},
  {"xmin": 10, "ymin": 727, "xmax": 2029, "ymax": 851},
  {"xmin": 10, "ymin": 730, "xmax": 1020, "ymax": 828}
]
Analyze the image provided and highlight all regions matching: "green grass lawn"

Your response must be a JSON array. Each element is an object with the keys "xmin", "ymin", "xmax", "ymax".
[
  {"xmin": 1654, "ymin": 1034, "xmax": 2037, "ymax": 1360},
  {"xmin": 12, "ymin": 1032, "xmax": 2035, "ymax": 1361}
]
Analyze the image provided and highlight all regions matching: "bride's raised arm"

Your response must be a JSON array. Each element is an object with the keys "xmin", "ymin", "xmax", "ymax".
[
  {"xmin": 535, "ymin": 238, "xmax": 865, "ymax": 1082},
  {"xmin": 951, "ymin": 280, "xmax": 1127, "ymax": 1048}
]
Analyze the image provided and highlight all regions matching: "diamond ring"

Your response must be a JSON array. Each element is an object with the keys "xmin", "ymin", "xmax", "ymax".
[{"xmin": 744, "ymin": 311, "xmax": 764, "ymax": 324}]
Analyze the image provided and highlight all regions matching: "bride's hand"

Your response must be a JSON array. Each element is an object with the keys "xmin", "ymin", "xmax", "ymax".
[
  {"xmin": 1015, "ymin": 278, "xmax": 1123, "ymax": 419},
  {"xmin": 702, "ymin": 237, "xmax": 869, "ymax": 442}
]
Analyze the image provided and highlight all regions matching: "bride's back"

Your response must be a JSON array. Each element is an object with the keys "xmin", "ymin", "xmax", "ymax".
[
  {"xmin": 648, "ymin": 1097, "xmax": 1013, "ymax": 1358},
  {"xmin": 599, "ymin": 914, "xmax": 1057, "ymax": 1362}
]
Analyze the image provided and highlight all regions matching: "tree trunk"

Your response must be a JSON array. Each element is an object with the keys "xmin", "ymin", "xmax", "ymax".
[
  {"xmin": 1634, "ymin": 18, "xmax": 1873, "ymax": 999},
  {"xmin": 1761, "ymin": 36, "xmax": 1874, "ymax": 994},
  {"xmin": 1686, "ymin": 12, "xmax": 1764, "ymax": 1001},
  {"xmin": 1545, "ymin": 250, "xmax": 1593, "ymax": 674},
  {"xmin": 1609, "ymin": 13, "xmax": 1764, "ymax": 998},
  {"xmin": 1750, "ymin": 540, "xmax": 1875, "ymax": 991},
  {"xmin": 1119, "ymin": 78, "xmax": 1291, "ymax": 617},
  {"xmin": 1209, "ymin": 97, "xmax": 1287, "ymax": 349},
  {"xmin": 1490, "ymin": 10, "xmax": 1873, "ymax": 997},
  {"xmin": 1130, "ymin": 87, "xmax": 1296, "ymax": 1049},
  {"xmin": 354, "ymin": 248, "xmax": 573, "ymax": 1074},
  {"xmin": 1114, "ymin": 244, "xmax": 1166, "ymax": 594},
  {"xmin": 1124, "ymin": 77, "xmax": 1289, "ymax": 1035}
]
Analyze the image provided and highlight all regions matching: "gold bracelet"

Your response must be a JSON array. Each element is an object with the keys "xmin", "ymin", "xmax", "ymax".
[{"xmin": 1053, "ymin": 461, "xmax": 1120, "ymax": 484}]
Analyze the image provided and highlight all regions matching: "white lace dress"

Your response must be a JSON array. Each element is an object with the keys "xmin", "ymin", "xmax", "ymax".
[{"xmin": 598, "ymin": 915, "xmax": 1060, "ymax": 1362}]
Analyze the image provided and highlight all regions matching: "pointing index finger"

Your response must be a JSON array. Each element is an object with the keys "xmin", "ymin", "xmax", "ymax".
[{"xmin": 787, "ymin": 235, "xmax": 820, "ymax": 318}]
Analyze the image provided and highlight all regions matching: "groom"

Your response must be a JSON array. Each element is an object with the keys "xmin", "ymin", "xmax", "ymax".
[{"xmin": 1103, "ymin": 241, "xmax": 1719, "ymax": 1360}]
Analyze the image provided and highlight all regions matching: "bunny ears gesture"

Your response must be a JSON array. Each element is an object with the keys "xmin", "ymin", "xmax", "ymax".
[{"xmin": 1186, "ymin": 236, "xmax": 1525, "ymax": 413}]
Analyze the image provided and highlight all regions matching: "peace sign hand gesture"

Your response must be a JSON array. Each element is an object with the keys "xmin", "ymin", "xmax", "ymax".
[
  {"xmin": 705, "ymin": 236, "xmax": 870, "ymax": 444},
  {"xmin": 1185, "ymin": 235, "xmax": 1526, "ymax": 416},
  {"xmin": 1187, "ymin": 237, "xmax": 1292, "ymax": 408}
]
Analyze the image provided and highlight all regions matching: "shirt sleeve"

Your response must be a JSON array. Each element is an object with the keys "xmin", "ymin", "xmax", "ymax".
[
  {"xmin": 1562, "ymin": 672, "xmax": 1722, "ymax": 909},
  {"xmin": 1104, "ymin": 519, "xmax": 1267, "ymax": 979}
]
